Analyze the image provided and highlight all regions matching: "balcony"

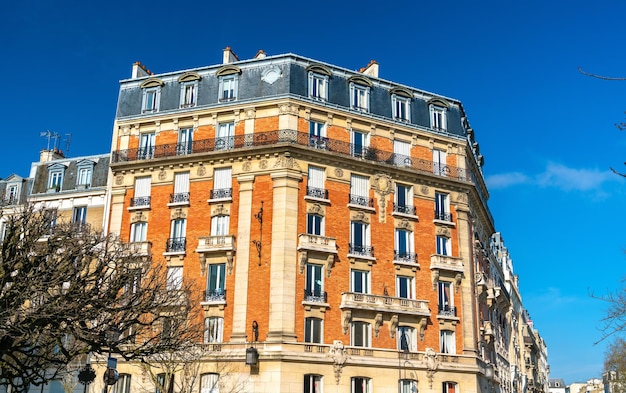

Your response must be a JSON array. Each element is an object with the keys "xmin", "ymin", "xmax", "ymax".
[
  {"xmin": 348, "ymin": 243, "xmax": 374, "ymax": 259},
  {"xmin": 348, "ymin": 194, "xmax": 374, "ymax": 209},
  {"xmin": 393, "ymin": 203, "xmax": 416, "ymax": 216},
  {"xmin": 438, "ymin": 305, "xmax": 457, "ymax": 318},
  {"xmin": 393, "ymin": 251, "xmax": 418, "ymax": 270},
  {"xmin": 169, "ymin": 192, "xmax": 190, "ymax": 206},
  {"xmin": 165, "ymin": 237, "xmax": 186, "ymax": 253},
  {"xmin": 197, "ymin": 235, "xmax": 236, "ymax": 275},
  {"xmin": 434, "ymin": 210, "xmax": 454, "ymax": 223},
  {"xmin": 298, "ymin": 234, "xmax": 337, "ymax": 254},
  {"xmin": 203, "ymin": 289, "xmax": 226, "ymax": 303},
  {"xmin": 129, "ymin": 196, "xmax": 151, "ymax": 209},
  {"xmin": 209, "ymin": 188, "xmax": 232, "ymax": 201},
  {"xmin": 430, "ymin": 254, "xmax": 463, "ymax": 273},
  {"xmin": 111, "ymin": 130, "xmax": 470, "ymax": 182},
  {"xmin": 340, "ymin": 292, "xmax": 430, "ymax": 317},
  {"xmin": 304, "ymin": 289, "xmax": 328, "ymax": 303},
  {"xmin": 305, "ymin": 186, "xmax": 329, "ymax": 201}
]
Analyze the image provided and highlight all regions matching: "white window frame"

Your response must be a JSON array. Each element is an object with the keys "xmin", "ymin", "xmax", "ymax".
[
  {"xmin": 5, "ymin": 184, "xmax": 19, "ymax": 203},
  {"xmin": 350, "ymin": 129, "xmax": 369, "ymax": 158},
  {"xmin": 212, "ymin": 167, "xmax": 233, "ymax": 199},
  {"xmin": 216, "ymin": 122, "xmax": 234, "ymax": 150},
  {"xmin": 304, "ymin": 374, "xmax": 323, "ymax": 393},
  {"xmin": 170, "ymin": 218, "xmax": 186, "ymax": 239},
  {"xmin": 350, "ymin": 221, "xmax": 371, "ymax": 254},
  {"xmin": 200, "ymin": 373, "xmax": 220, "ymax": 393},
  {"xmin": 435, "ymin": 192, "xmax": 451, "ymax": 221},
  {"xmin": 219, "ymin": 75, "xmax": 238, "ymax": 102},
  {"xmin": 438, "ymin": 281, "xmax": 453, "ymax": 310},
  {"xmin": 77, "ymin": 166, "xmax": 92, "ymax": 187},
  {"xmin": 396, "ymin": 275, "xmax": 415, "ymax": 299},
  {"xmin": 139, "ymin": 132, "xmax": 156, "ymax": 160},
  {"xmin": 207, "ymin": 263, "xmax": 226, "ymax": 295},
  {"xmin": 48, "ymin": 170, "xmax": 63, "ymax": 190},
  {"xmin": 392, "ymin": 94, "xmax": 411, "ymax": 122},
  {"xmin": 350, "ymin": 82, "xmax": 370, "ymax": 112},
  {"xmin": 443, "ymin": 382, "xmax": 458, "ymax": 393},
  {"xmin": 113, "ymin": 374, "xmax": 132, "ymax": 393},
  {"xmin": 436, "ymin": 235, "xmax": 451, "ymax": 256},
  {"xmin": 142, "ymin": 87, "xmax": 160, "ymax": 114},
  {"xmin": 167, "ymin": 266, "xmax": 183, "ymax": 291},
  {"xmin": 440, "ymin": 330, "xmax": 456, "ymax": 354},
  {"xmin": 433, "ymin": 149, "xmax": 447, "ymax": 175},
  {"xmin": 177, "ymin": 128, "xmax": 194, "ymax": 155},
  {"xmin": 430, "ymin": 105, "xmax": 447, "ymax": 131},
  {"xmin": 399, "ymin": 379, "xmax": 418, "ymax": 393},
  {"xmin": 351, "ymin": 377, "xmax": 372, "ymax": 393},
  {"xmin": 72, "ymin": 206, "xmax": 87, "ymax": 225},
  {"xmin": 304, "ymin": 317, "xmax": 323, "ymax": 344},
  {"xmin": 180, "ymin": 81, "xmax": 198, "ymax": 108},
  {"xmin": 397, "ymin": 326, "xmax": 417, "ymax": 352},
  {"xmin": 305, "ymin": 263, "xmax": 324, "ymax": 298},
  {"xmin": 130, "ymin": 221, "xmax": 147, "ymax": 242},
  {"xmin": 211, "ymin": 215, "xmax": 230, "ymax": 236},
  {"xmin": 306, "ymin": 213, "xmax": 324, "ymax": 236},
  {"xmin": 204, "ymin": 317, "xmax": 224, "ymax": 343},
  {"xmin": 393, "ymin": 140, "xmax": 412, "ymax": 166},
  {"xmin": 308, "ymin": 72, "xmax": 328, "ymax": 101},
  {"xmin": 351, "ymin": 321, "xmax": 371, "ymax": 347},
  {"xmin": 395, "ymin": 228, "xmax": 414, "ymax": 258},
  {"xmin": 350, "ymin": 269, "xmax": 370, "ymax": 294}
]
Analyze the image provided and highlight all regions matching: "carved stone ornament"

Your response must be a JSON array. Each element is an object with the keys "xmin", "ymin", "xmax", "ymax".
[
  {"xmin": 436, "ymin": 227, "xmax": 451, "ymax": 237},
  {"xmin": 420, "ymin": 185, "xmax": 429, "ymax": 195},
  {"xmin": 171, "ymin": 208, "xmax": 187, "ymax": 220},
  {"xmin": 389, "ymin": 315, "xmax": 399, "ymax": 338},
  {"xmin": 158, "ymin": 170, "xmax": 167, "ymax": 181},
  {"xmin": 396, "ymin": 218, "xmax": 411, "ymax": 230},
  {"xmin": 259, "ymin": 159, "xmax": 268, "ymax": 169},
  {"xmin": 308, "ymin": 203, "xmax": 323, "ymax": 215},
  {"xmin": 457, "ymin": 192, "xmax": 468, "ymax": 203},
  {"xmin": 419, "ymin": 317, "xmax": 428, "ymax": 341},
  {"xmin": 342, "ymin": 310, "xmax": 352, "ymax": 334},
  {"xmin": 273, "ymin": 156, "xmax": 301, "ymax": 170},
  {"xmin": 326, "ymin": 254, "xmax": 335, "ymax": 277},
  {"xmin": 299, "ymin": 250, "xmax": 307, "ymax": 274},
  {"xmin": 334, "ymin": 168, "xmax": 344, "ymax": 178},
  {"xmin": 327, "ymin": 340, "xmax": 350, "ymax": 385},
  {"xmin": 242, "ymin": 161, "xmax": 251, "ymax": 172},
  {"xmin": 226, "ymin": 252, "xmax": 234, "ymax": 275},
  {"xmin": 115, "ymin": 175, "xmax": 124, "ymax": 185},
  {"xmin": 424, "ymin": 347, "xmax": 439, "ymax": 388},
  {"xmin": 131, "ymin": 211, "xmax": 146, "ymax": 223},
  {"xmin": 212, "ymin": 204, "xmax": 228, "ymax": 217},
  {"xmin": 197, "ymin": 165, "xmax": 206, "ymax": 176},
  {"xmin": 431, "ymin": 269, "xmax": 440, "ymax": 291},
  {"xmin": 371, "ymin": 173, "xmax": 393, "ymax": 196},
  {"xmin": 351, "ymin": 211, "xmax": 369, "ymax": 224},
  {"xmin": 261, "ymin": 65, "xmax": 282, "ymax": 84},
  {"xmin": 374, "ymin": 313, "xmax": 383, "ymax": 338}
]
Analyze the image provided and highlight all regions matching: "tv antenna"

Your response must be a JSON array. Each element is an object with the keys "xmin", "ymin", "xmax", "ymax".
[
  {"xmin": 63, "ymin": 133, "xmax": 72, "ymax": 156},
  {"xmin": 39, "ymin": 130, "xmax": 60, "ymax": 151}
]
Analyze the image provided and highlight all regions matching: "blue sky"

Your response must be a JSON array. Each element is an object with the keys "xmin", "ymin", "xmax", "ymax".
[{"xmin": 2, "ymin": 0, "xmax": 626, "ymax": 384}]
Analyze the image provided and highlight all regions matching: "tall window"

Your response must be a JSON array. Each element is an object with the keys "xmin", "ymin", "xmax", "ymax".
[
  {"xmin": 211, "ymin": 215, "xmax": 230, "ymax": 237},
  {"xmin": 309, "ymin": 72, "xmax": 328, "ymax": 101},
  {"xmin": 206, "ymin": 263, "xmax": 226, "ymax": 299},
  {"xmin": 200, "ymin": 373, "xmax": 220, "ymax": 393},
  {"xmin": 433, "ymin": 149, "xmax": 447, "ymax": 176},
  {"xmin": 396, "ymin": 275, "xmax": 414, "ymax": 299},
  {"xmin": 436, "ymin": 235, "xmax": 451, "ymax": 256},
  {"xmin": 397, "ymin": 326, "xmax": 416, "ymax": 352},
  {"xmin": 180, "ymin": 82, "xmax": 197, "ymax": 108},
  {"xmin": 305, "ymin": 263, "xmax": 323, "ymax": 300},
  {"xmin": 309, "ymin": 121, "xmax": 327, "ymax": 149},
  {"xmin": 351, "ymin": 269, "xmax": 370, "ymax": 294},
  {"xmin": 349, "ymin": 174, "xmax": 369, "ymax": 206},
  {"xmin": 306, "ymin": 214, "xmax": 323, "ymax": 236},
  {"xmin": 304, "ymin": 317, "xmax": 323, "ymax": 343},
  {"xmin": 168, "ymin": 219, "xmax": 186, "ymax": 252},
  {"xmin": 177, "ymin": 128, "xmax": 193, "ymax": 155},
  {"xmin": 304, "ymin": 374, "xmax": 323, "ymax": 393},
  {"xmin": 219, "ymin": 75, "xmax": 238, "ymax": 101},
  {"xmin": 430, "ymin": 105, "xmax": 447, "ymax": 131},
  {"xmin": 171, "ymin": 172, "xmax": 190, "ymax": 204},
  {"xmin": 400, "ymin": 379, "xmax": 418, "ymax": 393},
  {"xmin": 216, "ymin": 123, "xmax": 234, "ymax": 150},
  {"xmin": 395, "ymin": 229, "xmax": 414, "ymax": 261},
  {"xmin": 132, "ymin": 176, "xmax": 151, "ymax": 207},
  {"xmin": 351, "ymin": 377, "xmax": 372, "ymax": 393},
  {"xmin": 393, "ymin": 140, "xmax": 411, "ymax": 166},
  {"xmin": 139, "ymin": 133, "xmax": 156, "ymax": 160},
  {"xmin": 351, "ymin": 130, "xmax": 369, "ymax": 158},
  {"xmin": 395, "ymin": 183, "xmax": 414, "ymax": 215},
  {"xmin": 212, "ymin": 167, "xmax": 232, "ymax": 199},
  {"xmin": 113, "ymin": 374, "xmax": 131, "ymax": 393},
  {"xmin": 77, "ymin": 166, "xmax": 92, "ymax": 187},
  {"xmin": 204, "ymin": 317, "xmax": 224, "ymax": 343},
  {"xmin": 307, "ymin": 166, "xmax": 326, "ymax": 199},
  {"xmin": 72, "ymin": 206, "xmax": 87, "ymax": 226},
  {"xmin": 351, "ymin": 322, "xmax": 371, "ymax": 347},
  {"xmin": 438, "ymin": 281, "xmax": 453, "ymax": 314},
  {"xmin": 5, "ymin": 184, "xmax": 18, "ymax": 204},
  {"xmin": 350, "ymin": 221, "xmax": 371, "ymax": 256},
  {"xmin": 167, "ymin": 266, "xmax": 183, "ymax": 291},
  {"xmin": 142, "ymin": 87, "xmax": 160, "ymax": 113},
  {"xmin": 392, "ymin": 95, "xmax": 411, "ymax": 122},
  {"xmin": 443, "ymin": 382, "xmax": 457, "ymax": 393},
  {"xmin": 435, "ymin": 192, "xmax": 451, "ymax": 221},
  {"xmin": 48, "ymin": 170, "xmax": 63, "ymax": 191},
  {"xmin": 350, "ymin": 83, "xmax": 369, "ymax": 111},
  {"xmin": 440, "ymin": 330, "xmax": 455, "ymax": 353},
  {"xmin": 130, "ymin": 222, "xmax": 147, "ymax": 242}
]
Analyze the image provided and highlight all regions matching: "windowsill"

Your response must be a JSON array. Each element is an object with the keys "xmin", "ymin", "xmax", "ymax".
[
  {"xmin": 207, "ymin": 197, "xmax": 233, "ymax": 204},
  {"xmin": 347, "ymin": 203, "xmax": 375, "ymax": 213},
  {"xmin": 393, "ymin": 260, "xmax": 419, "ymax": 271},
  {"xmin": 200, "ymin": 300, "xmax": 227, "ymax": 311},
  {"xmin": 302, "ymin": 300, "xmax": 330, "ymax": 311},
  {"xmin": 167, "ymin": 201, "xmax": 190, "ymax": 208},
  {"xmin": 163, "ymin": 251, "xmax": 186, "ymax": 257},
  {"xmin": 347, "ymin": 253, "xmax": 376, "ymax": 262},
  {"xmin": 392, "ymin": 211, "xmax": 419, "ymax": 221},
  {"xmin": 128, "ymin": 205, "xmax": 151, "ymax": 211},
  {"xmin": 304, "ymin": 195, "xmax": 330, "ymax": 204},
  {"xmin": 433, "ymin": 219, "xmax": 455, "ymax": 227}
]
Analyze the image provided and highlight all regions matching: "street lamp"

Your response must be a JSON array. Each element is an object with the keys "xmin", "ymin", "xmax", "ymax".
[{"xmin": 102, "ymin": 327, "xmax": 121, "ymax": 391}]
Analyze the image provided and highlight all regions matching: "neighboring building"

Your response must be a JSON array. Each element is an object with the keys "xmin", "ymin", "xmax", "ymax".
[
  {"xmin": 98, "ymin": 48, "xmax": 549, "ymax": 393},
  {"xmin": 549, "ymin": 378, "xmax": 567, "ymax": 393},
  {"xmin": 570, "ymin": 378, "xmax": 604, "ymax": 393}
]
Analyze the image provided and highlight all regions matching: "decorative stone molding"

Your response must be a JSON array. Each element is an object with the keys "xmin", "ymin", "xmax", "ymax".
[
  {"xmin": 259, "ymin": 159, "xmax": 268, "ymax": 169},
  {"xmin": 455, "ymin": 273, "xmax": 463, "ymax": 291},
  {"xmin": 351, "ymin": 211, "xmax": 370, "ymax": 224},
  {"xmin": 334, "ymin": 168, "xmax": 344, "ymax": 178},
  {"xmin": 436, "ymin": 227, "xmax": 451, "ymax": 237},
  {"xmin": 308, "ymin": 203, "xmax": 324, "ymax": 215},
  {"xmin": 374, "ymin": 313, "xmax": 383, "ymax": 338},
  {"xmin": 389, "ymin": 315, "xmax": 399, "ymax": 338},
  {"xmin": 242, "ymin": 161, "xmax": 251, "ymax": 172},
  {"xmin": 431, "ymin": 269, "xmax": 440, "ymax": 290},
  {"xmin": 115, "ymin": 175, "xmax": 124, "ymax": 185},
  {"xmin": 327, "ymin": 340, "xmax": 349, "ymax": 385},
  {"xmin": 299, "ymin": 250, "xmax": 307, "ymax": 274},
  {"xmin": 371, "ymin": 173, "xmax": 393, "ymax": 196},
  {"xmin": 226, "ymin": 251, "xmax": 234, "ymax": 275},
  {"xmin": 279, "ymin": 103, "xmax": 298, "ymax": 115},
  {"xmin": 423, "ymin": 347, "xmax": 439, "ymax": 388},
  {"xmin": 326, "ymin": 254, "xmax": 335, "ymax": 277},
  {"xmin": 170, "ymin": 208, "xmax": 187, "ymax": 220},
  {"xmin": 273, "ymin": 155, "xmax": 301, "ymax": 171},
  {"xmin": 212, "ymin": 204, "xmax": 229, "ymax": 217},
  {"xmin": 396, "ymin": 218, "xmax": 411, "ymax": 230},
  {"xmin": 197, "ymin": 165, "xmax": 206, "ymax": 176},
  {"xmin": 158, "ymin": 170, "xmax": 167, "ymax": 181},
  {"xmin": 342, "ymin": 310, "xmax": 352, "ymax": 334},
  {"xmin": 131, "ymin": 211, "xmax": 147, "ymax": 223},
  {"xmin": 420, "ymin": 185, "xmax": 429, "ymax": 195},
  {"xmin": 419, "ymin": 317, "xmax": 428, "ymax": 341}
]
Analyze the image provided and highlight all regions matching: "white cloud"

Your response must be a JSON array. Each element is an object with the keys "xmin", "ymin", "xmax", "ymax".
[{"xmin": 485, "ymin": 172, "xmax": 530, "ymax": 189}]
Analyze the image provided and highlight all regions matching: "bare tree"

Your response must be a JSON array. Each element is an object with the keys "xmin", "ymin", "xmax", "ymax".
[
  {"xmin": 0, "ymin": 205, "xmax": 199, "ymax": 392},
  {"xmin": 604, "ymin": 338, "xmax": 626, "ymax": 393}
]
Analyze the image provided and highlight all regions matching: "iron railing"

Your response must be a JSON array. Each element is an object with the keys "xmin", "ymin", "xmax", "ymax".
[
  {"xmin": 306, "ymin": 186, "xmax": 328, "ymax": 199},
  {"xmin": 349, "ymin": 243, "xmax": 374, "ymax": 257},
  {"xmin": 304, "ymin": 289, "xmax": 328, "ymax": 303},
  {"xmin": 112, "ymin": 130, "xmax": 469, "ymax": 182},
  {"xmin": 204, "ymin": 289, "xmax": 226, "ymax": 302},
  {"xmin": 394, "ymin": 251, "xmax": 417, "ymax": 264},
  {"xmin": 210, "ymin": 188, "xmax": 232, "ymax": 199},
  {"xmin": 170, "ymin": 192, "xmax": 190, "ymax": 204},
  {"xmin": 349, "ymin": 194, "xmax": 374, "ymax": 207},
  {"xmin": 438, "ymin": 305, "xmax": 457, "ymax": 317},
  {"xmin": 434, "ymin": 210, "xmax": 453, "ymax": 221},
  {"xmin": 130, "ymin": 196, "xmax": 151, "ymax": 207},
  {"xmin": 166, "ymin": 237, "xmax": 186, "ymax": 253},
  {"xmin": 393, "ymin": 203, "xmax": 416, "ymax": 215}
]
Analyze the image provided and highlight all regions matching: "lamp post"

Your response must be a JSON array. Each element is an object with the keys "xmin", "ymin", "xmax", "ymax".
[{"xmin": 102, "ymin": 327, "xmax": 121, "ymax": 392}]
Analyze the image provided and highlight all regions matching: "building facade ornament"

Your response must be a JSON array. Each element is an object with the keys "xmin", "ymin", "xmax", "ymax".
[{"xmin": 327, "ymin": 340, "xmax": 350, "ymax": 385}]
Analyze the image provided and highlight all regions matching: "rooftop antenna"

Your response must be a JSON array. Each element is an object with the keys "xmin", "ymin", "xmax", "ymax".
[
  {"xmin": 39, "ymin": 130, "xmax": 60, "ymax": 151},
  {"xmin": 64, "ymin": 133, "xmax": 72, "ymax": 156}
]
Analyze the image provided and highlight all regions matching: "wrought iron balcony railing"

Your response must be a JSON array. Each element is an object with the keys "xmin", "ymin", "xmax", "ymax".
[
  {"xmin": 394, "ymin": 251, "xmax": 417, "ymax": 264},
  {"xmin": 393, "ymin": 203, "xmax": 416, "ymax": 215},
  {"xmin": 304, "ymin": 289, "xmax": 328, "ymax": 303},
  {"xmin": 111, "ymin": 130, "xmax": 470, "ymax": 182},
  {"xmin": 348, "ymin": 194, "xmax": 374, "ymax": 208},
  {"xmin": 348, "ymin": 243, "xmax": 374, "ymax": 257},
  {"xmin": 166, "ymin": 237, "xmax": 186, "ymax": 253},
  {"xmin": 434, "ymin": 210, "xmax": 453, "ymax": 221},
  {"xmin": 130, "ymin": 196, "xmax": 151, "ymax": 207},
  {"xmin": 210, "ymin": 188, "xmax": 232, "ymax": 200},
  {"xmin": 170, "ymin": 192, "xmax": 190, "ymax": 204},
  {"xmin": 204, "ymin": 289, "xmax": 226, "ymax": 302},
  {"xmin": 438, "ymin": 305, "xmax": 457, "ymax": 317},
  {"xmin": 306, "ymin": 186, "xmax": 328, "ymax": 199}
]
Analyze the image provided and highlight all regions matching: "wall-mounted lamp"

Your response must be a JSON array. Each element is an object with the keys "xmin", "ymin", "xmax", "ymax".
[
  {"xmin": 246, "ymin": 347, "xmax": 259, "ymax": 366},
  {"xmin": 252, "ymin": 201, "xmax": 264, "ymax": 265}
]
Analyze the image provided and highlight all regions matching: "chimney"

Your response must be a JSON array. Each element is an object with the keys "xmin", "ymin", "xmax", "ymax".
[
  {"xmin": 254, "ymin": 49, "xmax": 267, "ymax": 59},
  {"xmin": 40, "ymin": 148, "xmax": 65, "ymax": 163},
  {"xmin": 223, "ymin": 47, "xmax": 239, "ymax": 64},
  {"xmin": 132, "ymin": 61, "xmax": 151, "ymax": 79},
  {"xmin": 361, "ymin": 60, "xmax": 379, "ymax": 78}
]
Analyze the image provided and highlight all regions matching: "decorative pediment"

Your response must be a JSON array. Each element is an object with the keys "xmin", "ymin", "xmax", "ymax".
[
  {"xmin": 390, "ymin": 86, "xmax": 413, "ymax": 98},
  {"xmin": 371, "ymin": 173, "xmax": 393, "ymax": 195},
  {"xmin": 436, "ymin": 227, "xmax": 451, "ymax": 237},
  {"xmin": 171, "ymin": 208, "xmax": 187, "ymax": 220},
  {"xmin": 178, "ymin": 72, "xmax": 201, "ymax": 82},
  {"xmin": 351, "ymin": 211, "xmax": 370, "ymax": 224},
  {"xmin": 307, "ymin": 64, "xmax": 332, "ymax": 77},
  {"xmin": 212, "ymin": 204, "xmax": 229, "ymax": 217},
  {"xmin": 140, "ymin": 78, "xmax": 164, "ymax": 88},
  {"xmin": 396, "ymin": 218, "xmax": 412, "ymax": 230},
  {"xmin": 348, "ymin": 75, "xmax": 373, "ymax": 87},
  {"xmin": 131, "ymin": 211, "xmax": 147, "ymax": 223},
  {"xmin": 216, "ymin": 65, "xmax": 241, "ymax": 77},
  {"xmin": 427, "ymin": 97, "xmax": 450, "ymax": 108},
  {"xmin": 307, "ymin": 203, "xmax": 324, "ymax": 215}
]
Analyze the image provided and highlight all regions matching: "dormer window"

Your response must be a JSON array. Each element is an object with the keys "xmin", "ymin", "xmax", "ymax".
[
  {"xmin": 178, "ymin": 72, "xmax": 201, "ymax": 108},
  {"xmin": 5, "ymin": 183, "xmax": 19, "ymax": 204},
  {"xmin": 76, "ymin": 160, "xmax": 96, "ymax": 189},
  {"xmin": 349, "ymin": 76, "xmax": 372, "ymax": 112},
  {"xmin": 140, "ymin": 79, "xmax": 164, "ymax": 114},
  {"xmin": 391, "ymin": 87, "xmax": 413, "ymax": 122},
  {"xmin": 216, "ymin": 66, "xmax": 241, "ymax": 102},
  {"xmin": 47, "ymin": 163, "xmax": 67, "ymax": 192},
  {"xmin": 428, "ymin": 98, "xmax": 450, "ymax": 131},
  {"xmin": 307, "ymin": 65, "xmax": 332, "ymax": 101}
]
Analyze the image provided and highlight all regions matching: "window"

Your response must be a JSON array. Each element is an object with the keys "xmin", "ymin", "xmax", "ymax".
[
  {"xmin": 306, "ymin": 214, "xmax": 323, "ymax": 236},
  {"xmin": 397, "ymin": 326, "xmax": 416, "ymax": 352},
  {"xmin": 113, "ymin": 374, "xmax": 131, "ymax": 393},
  {"xmin": 438, "ymin": 281, "xmax": 454, "ymax": 315},
  {"xmin": 216, "ymin": 122, "xmax": 234, "ymax": 150},
  {"xmin": 400, "ymin": 380, "xmax": 418, "ymax": 393},
  {"xmin": 395, "ymin": 229, "xmax": 414, "ymax": 262},
  {"xmin": 443, "ymin": 382, "xmax": 457, "ymax": 393},
  {"xmin": 350, "ymin": 221, "xmax": 371, "ymax": 256},
  {"xmin": 436, "ymin": 235, "xmax": 451, "ymax": 256},
  {"xmin": 308, "ymin": 72, "xmax": 328, "ymax": 101},
  {"xmin": 394, "ymin": 183, "xmax": 414, "ymax": 215},
  {"xmin": 142, "ymin": 87, "xmax": 160, "ymax": 113},
  {"xmin": 206, "ymin": 263, "xmax": 226, "ymax": 300},
  {"xmin": 177, "ymin": 128, "xmax": 193, "ymax": 155},
  {"xmin": 212, "ymin": 167, "xmax": 232, "ymax": 199},
  {"xmin": 304, "ymin": 374, "xmax": 323, "ymax": 393},
  {"xmin": 304, "ymin": 317, "xmax": 323, "ymax": 343},
  {"xmin": 435, "ymin": 192, "xmax": 451, "ymax": 221},
  {"xmin": 351, "ymin": 269, "xmax": 370, "ymax": 294},
  {"xmin": 5, "ymin": 184, "xmax": 18, "ymax": 204},
  {"xmin": 155, "ymin": 373, "xmax": 173, "ymax": 393},
  {"xmin": 305, "ymin": 263, "xmax": 324, "ymax": 301},
  {"xmin": 219, "ymin": 75, "xmax": 238, "ymax": 101},
  {"xmin": 167, "ymin": 219, "xmax": 186, "ymax": 252},
  {"xmin": 349, "ymin": 174, "xmax": 369, "ymax": 206},
  {"xmin": 130, "ymin": 222, "xmax": 147, "ymax": 242},
  {"xmin": 132, "ymin": 176, "xmax": 151, "ymax": 207},
  {"xmin": 440, "ymin": 330, "xmax": 455, "ymax": 353},
  {"xmin": 307, "ymin": 166, "xmax": 326, "ymax": 199},
  {"xmin": 351, "ymin": 377, "xmax": 371, "ymax": 393},
  {"xmin": 351, "ymin": 322, "xmax": 371, "ymax": 347},
  {"xmin": 200, "ymin": 373, "xmax": 220, "ymax": 393},
  {"xmin": 77, "ymin": 167, "xmax": 92, "ymax": 187},
  {"xmin": 124, "ymin": 268, "xmax": 142, "ymax": 295},
  {"xmin": 430, "ymin": 105, "xmax": 447, "ymax": 131},
  {"xmin": 396, "ymin": 275, "xmax": 414, "ymax": 299},
  {"xmin": 350, "ymin": 83, "xmax": 369, "ymax": 111},
  {"xmin": 211, "ymin": 215, "xmax": 230, "ymax": 237},
  {"xmin": 351, "ymin": 130, "xmax": 369, "ymax": 158},
  {"xmin": 392, "ymin": 95, "xmax": 411, "ymax": 122},
  {"xmin": 48, "ymin": 170, "xmax": 63, "ymax": 191},
  {"xmin": 180, "ymin": 82, "xmax": 197, "ymax": 108},
  {"xmin": 172, "ymin": 172, "xmax": 190, "ymax": 204},
  {"xmin": 204, "ymin": 317, "xmax": 224, "ymax": 343},
  {"xmin": 139, "ymin": 133, "xmax": 156, "ymax": 160},
  {"xmin": 72, "ymin": 206, "xmax": 87, "ymax": 227},
  {"xmin": 309, "ymin": 121, "xmax": 327, "ymax": 149},
  {"xmin": 433, "ymin": 149, "xmax": 447, "ymax": 176},
  {"xmin": 167, "ymin": 267, "xmax": 183, "ymax": 291},
  {"xmin": 393, "ymin": 140, "xmax": 412, "ymax": 166}
]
